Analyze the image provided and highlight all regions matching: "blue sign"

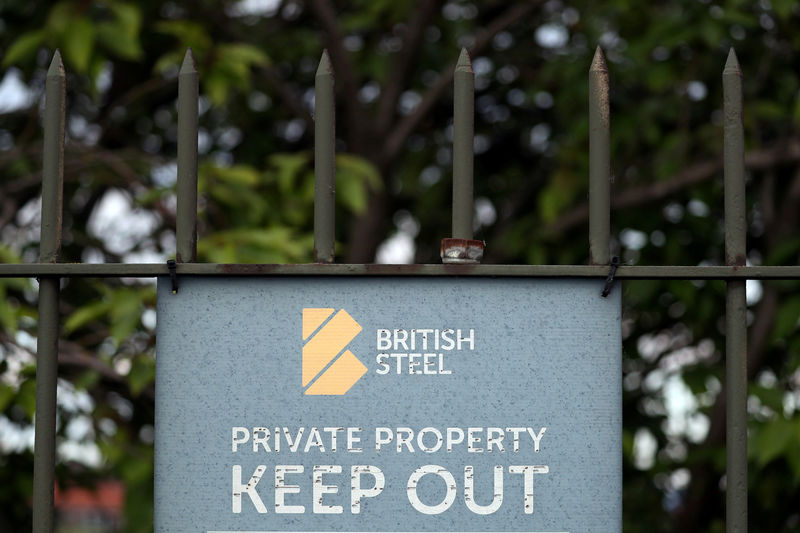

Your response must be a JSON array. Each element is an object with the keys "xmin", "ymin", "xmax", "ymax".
[{"xmin": 155, "ymin": 277, "xmax": 621, "ymax": 533}]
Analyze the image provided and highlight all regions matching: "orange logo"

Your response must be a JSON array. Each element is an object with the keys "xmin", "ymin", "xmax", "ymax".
[{"xmin": 302, "ymin": 309, "xmax": 367, "ymax": 395}]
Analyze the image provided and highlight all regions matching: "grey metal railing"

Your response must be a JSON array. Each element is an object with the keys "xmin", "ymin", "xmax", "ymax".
[{"xmin": 2, "ymin": 45, "xmax": 796, "ymax": 533}]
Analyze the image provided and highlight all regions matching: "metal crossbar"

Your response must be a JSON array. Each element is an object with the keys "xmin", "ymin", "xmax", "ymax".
[
  {"xmin": 2, "ymin": 262, "xmax": 800, "ymax": 279},
  {"xmin": 10, "ymin": 45, "xmax": 781, "ymax": 533}
]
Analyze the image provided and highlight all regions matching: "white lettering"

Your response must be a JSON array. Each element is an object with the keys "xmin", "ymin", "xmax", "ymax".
[
  {"xmin": 418, "ymin": 329, "xmax": 433, "ymax": 350},
  {"xmin": 508, "ymin": 465, "xmax": 549, "ymax": 514},
  {"xmin": 347, "ymin": 427, "xmax": 362, "ymax": 452},
  {"xmin": 407, "ymin": 465, "xmax": 457, "ymax": 515},
  {"xmin": 486, "ymin": 427, "xmax": 505, "ymax": 452},
  {"xmin": 232, "ymin": 465, "xmax": 267, "ymax": 513},
  {"xmin": 323, "ymin": 427, "xmax": 342, "ymax": 452},
  {"xmin": 457, "ymin": 329, "xmax": 475, "ymax": 350},
  {"xmin": 375, "ymin": 427, "xmax": 393, "ymax": 451},
  {"xmin": 275, "ymin": 465, "xmax": 305, "ymax": 514},
  {"xmin": 252, "ymin": 427, "xmax": 271, "ymax": 452},
  {"xmin": 464, "ymin": 466, "xmax": 503, "ymax": 514},
  {"xmin": 351, "ymin": 465, "xmax": 385, "ymax": 514},
  {"xmin": 417, "ymin": 427, "xmax": 443, "ymax": 453},
  {"xmin": 312, "ymin": 465, "xmax": 342, "ymax": 514},
  {"xmin": 446, "ymin": 427, "xmax": 464, "ymax": 452},
  {"xmin": 283, "ymin": 428, "xmax": 305, "ymax": 452},
  {"xmin": 232, "ymin": 427, "xmax": 249, "ymax": 452},
  {"xmin": 304, "ymin": 427, "xmax": 325, "ymax": 453},
  {"xmin": 505, "ymin": 427, "xmax": 524, "ymax": 452},
  {"xmin": 468, "ymin": 427, "xmax": 484, "ymax": 452},
  {"xmin": 440, "ymin": 329, "xmax": 455, "ymax": 350},
  {"xmin": 396, "ymin": 427, "xmax": 414, "ymax": 452},
  {"xmin": 376, "ymin": 329, "xmax": 392, "ymax": 350},
  {"xmin": 408, "ymin": 353, "xmax": 421, "ymax": 374},
  {"xmin": 527, "ymin": 427, "xmax": 547, "ymax": 452},
  {"xmin": 394, "ymin": 329, "xmax": 408, "ymax": 350},
  {"xmin": 375, "ymin": 354, "xmax": 390, "ymax": 374}
]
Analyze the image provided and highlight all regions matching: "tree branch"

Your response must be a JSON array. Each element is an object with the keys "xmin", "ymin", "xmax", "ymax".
[
  {"xmin": 546, "ymin": 138, "xmax": 800, "ymax": 235},
  {"xmin": 374, "ymin": 0, "xmax": 443, "ymax": 136},
  {"xmin": 308, "ymin": 0, "xmax": 364, "ymax": 148},
  {"xmin": 380, "ymin": 0, "xmax": 543, "ymax": 165},
  {"xmin": 257, "ymin": 65, "xmax": 314, "ymax": 127}
]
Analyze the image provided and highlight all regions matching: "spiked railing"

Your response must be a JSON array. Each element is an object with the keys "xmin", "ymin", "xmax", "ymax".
[{"xmin": 11, "ymin": 46, "xmax": 794, "ymax": 532}]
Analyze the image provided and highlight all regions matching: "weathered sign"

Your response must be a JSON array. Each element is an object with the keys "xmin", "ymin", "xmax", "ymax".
[{"xmin": 155, "ymin": 277, "xmax": 621, "ymax": 533}]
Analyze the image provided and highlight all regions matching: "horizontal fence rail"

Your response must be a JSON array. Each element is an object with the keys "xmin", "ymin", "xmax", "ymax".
[
  {"xmin": 2, "ymin": 263, "xmax": 800, "ymax": 279},
  {"xmin": 9, "ymin": 43, "xmax": 794, "ymax": 533}
]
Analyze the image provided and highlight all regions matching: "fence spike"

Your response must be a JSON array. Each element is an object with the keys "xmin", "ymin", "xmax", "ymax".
[
  {"xmin": 40, "ymin": 50, "xmax": 65, "ymax": 263},
  {"xmin": 33, "ymin": 49, "xmax": 66, "ymax": 533},
  {"xmin": 314, "ymin": 49, "xmax": 335, "ymax": 263},
  {"xmin": 589, "ymin": 45, "xmax": 610, "ymax": 266},
  {"xmin": 177, "ymin": 48, "xmax": 199, "ymax": 263},
  {"xmin": 723, "ymin": 46, "xmax": 748, "ymax": 533},
  {"xmin": 452, "ymin": 47, "xmax": 474, "ymax": 240}
]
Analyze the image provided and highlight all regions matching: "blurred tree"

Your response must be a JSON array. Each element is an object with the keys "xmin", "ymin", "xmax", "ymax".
[{"xmin": 1, "ymin": 0, "xmax": 800, "ymax": 531}]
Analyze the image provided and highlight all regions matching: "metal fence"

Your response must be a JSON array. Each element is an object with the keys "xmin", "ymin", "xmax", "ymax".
[{"xmin": 2, "ymin": 45, "xmax": 800, "ymax": 533}]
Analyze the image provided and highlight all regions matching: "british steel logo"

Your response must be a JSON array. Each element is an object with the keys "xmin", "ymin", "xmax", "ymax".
[{"xmin": 301, "ymin": 308, "xmax": 367, "ymax": 395}]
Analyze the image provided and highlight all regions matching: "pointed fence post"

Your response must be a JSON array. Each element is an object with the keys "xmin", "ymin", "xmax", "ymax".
[
  {"xmin": 33, "ymin": 50, "xmax": 66, "ymax": 533},
  {"xmin": 177, "ymin": 49, "xmax": 199, "ymax": 263},
  {"xmin": 453, "ymin": 48, "xmax": 474, "ymax": 241},
  {"xmin": 441, "ymin": 48, "xmax": 483, "ymax": 264},
  {"xmin": 314, "ymin": 50, "xmax": 335, "ymax": 263},
  {"xmin": 589, "ymin": 46, "xmax": 611, "ymax": 266},
  {"xmin": 723, "ymin": 47, "xmax": 748, "ymax": 533}
]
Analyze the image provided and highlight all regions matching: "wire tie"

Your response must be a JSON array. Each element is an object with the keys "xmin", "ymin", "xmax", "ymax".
[
  {"xmin": 601, "ymin": 256, "xmax": 620, "ymax": 297},
  {"xmin": 167, "ymin": 259, "xmax": 179, "ymax": 294}
]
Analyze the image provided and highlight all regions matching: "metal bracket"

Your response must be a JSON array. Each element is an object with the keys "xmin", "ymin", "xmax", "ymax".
[
  {"xmin": 601, "ymin": 256, "xmax": 620, "ymax": 297},
  {"xmin": 167, "ymin": 259, "xmax": 179, "ymax": 294}
]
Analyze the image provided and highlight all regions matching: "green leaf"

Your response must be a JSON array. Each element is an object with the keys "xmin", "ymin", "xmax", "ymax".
[
  {"xmin": 64, "ymin": 300, "xmax": 112, "ymax": 335},
  {"xmin": 753, "ymin": 418, "xmax": 795, "ymax": 467},
  {"xmin": 772, "ymin": 296, "xmax": 800, "ymax": 340},
  {"xmin": 0, "ymin": 284, "xmax": 18, "ymax": 334},
  {"xmin": 204, "ymin": 70, "xmax": 231, "ymax": 106},
  {"xmin": 270, "ymin": 153, "xmax": 311, "ymax": 193},
  {"xmin": 74, "ymin": 370, "xmax": 101, "ymax": 391},
  {"xmin": 109, "ymin": 289, "xmax": 142, "ymax": 344},
  {"xmin": 96, "ymin": 24, "xmax": 143, "ymax": 61},
  {"xmin": 3, "ymin": 31, "xmax": 46, "ymax": 67},
  {"xmin": 335, "ymin": 154, "xmax": 382, "ymax": 214},
  {"xmin": 0, "ymin": 245, "xmax": 22, "ymax": 264},
  {"xmin": 17, "ymin": 379, "xmax": 37, "ymax": 421},
  {"xmin": 154, "ymin": 20, "xmax": 212, "ymax": 53},
  {"xmin": 63, "ymin": 17, "xmax": 95, "ymax": 73},
  {"xmin": 751, "ymin": 385, "xmax": 785, "ymax": 413},
  {"xmin": 45, "ymin": 1, "xmax": 74, "ymax": 35},
  {"xmin": 0, "ymin": 383, "xmax": 15, "ymax": 412},
  {"xmin": 337, "ymin": 154, "xmax": 382, "ymax": 188},
  {"xmin": 211, "ymin": 165, "xmax": 261, "ymax": 186},
  {"xmin": 787, "ymin": 423, "xmax": 800, "ymax": 485},
  {"xmin": 765, "ymin": 237, "xmax": 800, "ymax": 265},
  {"xmin": 127, "ymin": 355, "xmax": 154, "ymax": 396},
  {"xmin": 538, "ymin": 169, "xmax": 577, "ymax": 223},
  {"xmin": 200, "ymin": 228, "xmax": 311, "ymax": 263},
  {"xmin": 215, "ymin": 44, "xmax": 269, "ymax": 67},
  {"xmin": 96, "ymin": 2, "xmax": 143, "ymax": 60},
  {"xmin": 773, "ymin": 0, "xmax": 795, "ymax": 19},
  {"xmin": 108, "ymin": 2, "xmax": 142, "ymax": 37},
  {"xmin": 154, "ymin": 50, "xmax": 184, "ymax": 74}
]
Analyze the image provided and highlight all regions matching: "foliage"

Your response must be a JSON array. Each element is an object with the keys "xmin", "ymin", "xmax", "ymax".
[{"xmin": 2, "ymin": 0, "xmax": 800, "ymax": 531}]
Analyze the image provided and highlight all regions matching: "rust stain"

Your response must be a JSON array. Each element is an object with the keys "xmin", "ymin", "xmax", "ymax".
[
  {"xmin": 440, "ymin": 238, "xmax": 485, "ymax": 264},
  {"xmin": 729, "ymin": 254, "xmax": 746, "ymax": 268},
  {"xmin": 363, "ymin": 263, "xmax": 425, "ymax": 275},
  {"xmin": 220, "ymin": 264, "xmax": 280, "ymax": 274}
]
